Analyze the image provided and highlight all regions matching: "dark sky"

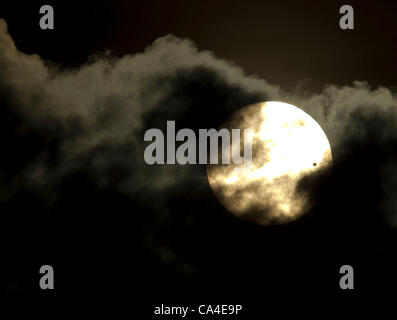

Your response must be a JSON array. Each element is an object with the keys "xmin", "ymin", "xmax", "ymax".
[
  {"xmin": 0, "ymin": 0, "xmax": 397, "ymax": 315},
  {"xmin": 2, "ymin": 0, "xmax": 397, "ymax": 91}
]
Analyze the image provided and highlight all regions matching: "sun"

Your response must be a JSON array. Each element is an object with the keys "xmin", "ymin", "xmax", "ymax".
[{"xmin": 207, "ymin": 101, "xmax": 332, "ymax": 226}]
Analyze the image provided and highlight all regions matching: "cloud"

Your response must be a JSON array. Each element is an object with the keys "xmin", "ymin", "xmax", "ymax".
[
  {"xmin": 0, "ymin": 20, "xmax": 397, "ymax": 296},
  {"xmin": 292, "ymin": 81, "xmax": 397, "ymax": 149},
  {"xmin": 0, "ymin": 18, "xmax": 280, "ymax": 199},
  {"xmin": 1, "ymin": 17, "xmax": 397, "ymax": 282},
  {"xmin": 289, "ymin": 82, "xmax": 397, "ymax": 227},
  {"xmin": 1, "ymin": 16, "xmax": 397, "ymax": 219}
]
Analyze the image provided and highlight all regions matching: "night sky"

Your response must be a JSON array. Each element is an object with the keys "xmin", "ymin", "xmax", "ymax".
[{"xmin": 1, "ymin": 0, "xmax": 397, "ymax": 315}]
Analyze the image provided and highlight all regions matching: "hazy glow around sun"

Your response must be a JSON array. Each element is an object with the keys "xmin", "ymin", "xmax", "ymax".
[{"xmin": 207, "ymin": 101, "xmax": 332, "ymax": 226}]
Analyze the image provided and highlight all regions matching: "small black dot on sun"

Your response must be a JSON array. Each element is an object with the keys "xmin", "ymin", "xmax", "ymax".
[{"xmin": 313, "ymin": 162, "xmax": 317, "ymax": 166}]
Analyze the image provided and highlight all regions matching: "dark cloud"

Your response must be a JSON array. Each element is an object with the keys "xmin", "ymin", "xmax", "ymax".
[
  {"xmin": 1, "ymin": 17, "xmax": 397, "ymax": 298},
  {"xmin": 0, "ymin": 18, "xmax": 278, "ymax": 292},
  {"xmin": 0, "ymin": 18, "xmax": 279, "ymax": 200}
]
